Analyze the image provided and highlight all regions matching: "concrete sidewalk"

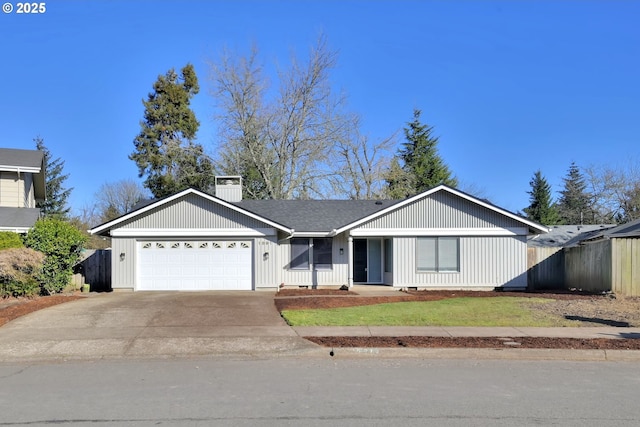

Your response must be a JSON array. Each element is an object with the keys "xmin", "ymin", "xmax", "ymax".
[{"xmin": 293, "ymin": 326, "xmax": 640, "ymax": 339}]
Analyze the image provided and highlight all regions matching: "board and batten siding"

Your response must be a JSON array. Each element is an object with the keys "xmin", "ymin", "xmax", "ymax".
[
  {"xmin": 392, "ymin": 236, "xmax": 527, "ymax": 288},
  {"xmin": 110, "ymin": 238, "xmax": 137, "ymax": 290},
  {"xmin": 358, "ymin": 191, "xmax": 524, "ymax": 229},
  {"xmin": 119, "ymin": 193, "xmax": 270, "ymax": 230},
  {"xmin": 278, "ymin": 233, "xmax": 349, "ymax": 287}
]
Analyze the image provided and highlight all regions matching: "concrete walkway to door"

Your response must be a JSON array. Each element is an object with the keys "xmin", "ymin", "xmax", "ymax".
[{"xmin": 0, "ymin": 292, "xmax": 322, "ymax": 362}]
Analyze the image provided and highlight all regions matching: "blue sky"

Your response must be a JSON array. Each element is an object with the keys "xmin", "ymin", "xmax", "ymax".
[{"xmin": 1, "ymin": 0, "xmax": 638, "ymax": 216}]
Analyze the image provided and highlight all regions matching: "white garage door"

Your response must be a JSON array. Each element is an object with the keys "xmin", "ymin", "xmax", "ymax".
[{"xmin": 137, "ymin": 240, "xmax": 252, "ymax": 291}]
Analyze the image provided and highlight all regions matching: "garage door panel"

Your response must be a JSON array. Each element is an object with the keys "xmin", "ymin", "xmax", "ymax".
[{"xmin": 137, "ymin": 240, "xmax": 253, "ymax": 291}]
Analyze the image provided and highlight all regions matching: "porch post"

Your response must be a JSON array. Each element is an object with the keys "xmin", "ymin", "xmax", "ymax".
[{"xmin": 347, "ymin": 235, "xmax": 353, "ymax": 287}]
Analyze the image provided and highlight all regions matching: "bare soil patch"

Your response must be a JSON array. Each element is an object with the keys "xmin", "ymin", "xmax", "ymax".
[
  {"xmin": 0, "ymin": 295, "xmax": 84, "ymax": 327},
  {"xmin": 276, "ymin": 289, "xmax": 640, "ymax": 350}
]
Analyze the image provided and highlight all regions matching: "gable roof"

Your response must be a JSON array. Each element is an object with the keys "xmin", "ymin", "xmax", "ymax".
[
  {"xmin": 90, "ymin": 185, "xmax": 548, "ymax": 237},
  {"xmin": 233, "ymin": 199, "xmax": 402, "ymax": 233},
  {"xmin": 89, "ymin": 188, "xmax": 293, "ymax": 236},
  {"xmin": 331, "ymin": 185, "xmax": 549, "ymax": 235},
  {"xmin": 0, "ymin": 148, "xmax": 44, "ymax": 172},
  {"xmin": 0, "ymin": 148, "xmax": 46, "ymax": 201}
]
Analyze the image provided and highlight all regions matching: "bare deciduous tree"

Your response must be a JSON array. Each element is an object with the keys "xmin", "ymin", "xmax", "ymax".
[
  {"xmin": 331, "ymin": 118, "xmax": 396, "ymax": 199},
  {"xmin": 585, "ymin": 161, "xmax": 640, "ymax": 223},
  {"xmin": 95, "ymin": 179, "xmax": 149, "ymax": 222},
  {"xmin": 209, "ymin": 35, "xmax": 352, "ymax": 199}
]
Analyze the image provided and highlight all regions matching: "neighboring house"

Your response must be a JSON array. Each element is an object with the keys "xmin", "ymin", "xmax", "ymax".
[
  {"xmin": 89, "ymin": 176, "xmax": 548, "ymax": 292},
  {"xmin": 0, "ymin": 148, "xmax": 45, "ymax": 233}
]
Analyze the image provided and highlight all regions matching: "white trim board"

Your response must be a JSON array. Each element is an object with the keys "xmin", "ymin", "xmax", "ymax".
[
  {"xmin": 349, "ymin": 227, "xmax": 529, "ymax": 237},
  {"xmin": 110, "ymin": 228, "xmax": 276, "ymax": 237}
]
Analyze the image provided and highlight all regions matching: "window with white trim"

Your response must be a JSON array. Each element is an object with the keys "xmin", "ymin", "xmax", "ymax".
[
  {"xmin": 416, "ymin": 237, "xmax": 459, "ymax": 272},
  {"xmin": 312, "ymin": 238, "xmax": 333, "ymax": 270},
  {"xmin": 289, "ymin": 238, "xmax": 333, "ymax": 270},
  {"xmin": 290, "ymin": 238, "xmax": 310, "ymax": 270}
]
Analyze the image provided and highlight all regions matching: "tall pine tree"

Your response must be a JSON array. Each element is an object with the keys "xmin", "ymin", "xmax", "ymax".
[
  {"xmin": 524, "ymin": 170, "xmax": 559, "ymax": 225},
  {"xmin": 385, "ymin": 109, "xmax": 457, "ymax": 198},
  {"xmin": 130, "ymin": 64, "xmax": 213, "ymax": 198},
  {"xmin": 34, "ymin": 137, "xmax": 72, "ymax": 218},
  {"xmin": 557, "ymin": 162, "xmax": 594, "ymax": 224}
]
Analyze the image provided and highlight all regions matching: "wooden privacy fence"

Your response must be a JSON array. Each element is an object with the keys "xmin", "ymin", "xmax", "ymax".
[
  {"xmin": 528, "ymin": 238, "xmax": 639, "ymax": 295},
  {"xmin": 527, "ymin": 247, "xmax": 564, "ymax": 290},
  {"xmin": 72, "ymin": 249, "xmax": 111, "ymax": 292}
]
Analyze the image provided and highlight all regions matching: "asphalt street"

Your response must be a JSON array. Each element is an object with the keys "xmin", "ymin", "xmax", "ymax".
[{"xmin": 1, "ymin": 358, "xmax": 640, "ymax": 426}]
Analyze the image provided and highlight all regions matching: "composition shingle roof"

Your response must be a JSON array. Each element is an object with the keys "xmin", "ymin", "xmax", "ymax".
[
  {"xmin": 527, "ymin": 224, "xmax": 616, "ymax": 248},
  {"xmin": 233, "ymin": 199, "xmax": 402, "ymax": 232},
  {"xmin": 0, "ymin": 148, "xmax": 44, "ymax": 170},
  {"xmin": 0, "ymin": 207, "xmax": 41, "ymax": 230}
]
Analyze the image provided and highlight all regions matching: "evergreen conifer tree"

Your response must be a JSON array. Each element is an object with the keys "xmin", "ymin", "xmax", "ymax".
[
  {"xmin": 557, "ymin": 162, "xmax": 593, "ymax": 224},
  {"xmin": 34, "ymin": 137, "xmax": 72, "ymax": 218},
  {"xmin": 524, "ymin": 170, "xmax": 559, "ymax": 225},
  {"xmin": 385, "ymin": 109, "xmax": 457, "ymax": 198},
  {"xmin": 131, "ymin": 64, "xmax": 213, "ymax": 198}
]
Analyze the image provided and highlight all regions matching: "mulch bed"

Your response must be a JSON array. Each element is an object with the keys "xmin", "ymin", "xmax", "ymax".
[
  {"xmin": 277, "ymin": 289, "xmax": 358, "ymax": 297},
  {"xmin": 307, "ymin": 336, "xmax": 640, "ymax": 350},
  {"xmin": 0, "ymin": 295, "xmax": 84, "ymax": 327}
]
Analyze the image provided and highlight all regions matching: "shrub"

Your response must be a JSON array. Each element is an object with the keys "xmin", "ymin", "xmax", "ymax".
[
  {"xmin": 25, "ymin": 218, "xmax": 87, "ymax": 295},
  {"xmin": 0, "ymin": 231, "xmax": 24, "ymax": 250},
  {"xmin": 0, "ymin": 248, "xmax": 45, "ymax": 298}
]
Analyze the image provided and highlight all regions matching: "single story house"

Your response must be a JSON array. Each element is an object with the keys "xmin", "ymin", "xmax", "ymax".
[
  {"xmin": 89, "ymin": 177, "xmax": 548, "ymax": 292},
  {"xmin": 0, "ymin": 148, "xmax": 45, "ymax": 232}
]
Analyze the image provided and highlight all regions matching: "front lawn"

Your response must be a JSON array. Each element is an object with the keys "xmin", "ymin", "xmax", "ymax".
[{"xmin": 281, "ymin": 297, "xmax": 577, "ymax": 327}]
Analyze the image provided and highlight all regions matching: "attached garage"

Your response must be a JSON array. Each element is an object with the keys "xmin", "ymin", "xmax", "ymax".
[
  {"xmin": 89, "ymin": 184, "xmax": 292, "ymax": 292},
  {"xmin": 137, "ymin": 240, "xmax": 253, "ymax": 291}
]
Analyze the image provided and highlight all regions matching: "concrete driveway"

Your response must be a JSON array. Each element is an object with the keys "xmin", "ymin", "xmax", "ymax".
[{"xmin": 0, "ymin": 292, "xmax": 321, "ymax": 362}]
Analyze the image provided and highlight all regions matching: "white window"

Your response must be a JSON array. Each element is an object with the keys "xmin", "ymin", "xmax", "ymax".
[
  {"xmin": 416, "ymin": 237, "xmax": 459, "ymax": 272},
  {"xmin": 290, "ymin": 238, "xmax": 310, "ymax": 270}
]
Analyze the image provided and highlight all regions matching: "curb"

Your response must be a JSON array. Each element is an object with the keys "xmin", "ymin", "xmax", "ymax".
[{"xmin": 321, "ymin": 347, "xmax": 640, "ymax": 362}]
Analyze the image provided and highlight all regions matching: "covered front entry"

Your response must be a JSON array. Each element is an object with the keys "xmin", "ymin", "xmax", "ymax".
[
  {"xmin": 137, "ymin": 240, "xmax": 253, "ymax": 291},
  {"xmin": 353, "ymin": 238, "xmax": 383, "ymax": 284}
]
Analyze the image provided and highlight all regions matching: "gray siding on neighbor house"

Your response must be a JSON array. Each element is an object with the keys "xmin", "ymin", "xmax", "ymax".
[
  {"xmin": 391, "ymin": 235, "xmax": 527, "ymax": 288},
  {"xmin": 358, "ymin": 191, "xmax": 524, "ymax": 230},
  {"xmin": 278, "ymin": 232, "xmax": 350, "ymax": 287},
  {"xmin": 120, "ymin": 193, "xmax": 272, "ymax": 230}
]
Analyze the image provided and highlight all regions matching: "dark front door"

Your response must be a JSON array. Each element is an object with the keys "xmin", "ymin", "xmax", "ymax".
[{"xmin": 353, "ymin": 239, "xmax": 368, "ymax": 282}]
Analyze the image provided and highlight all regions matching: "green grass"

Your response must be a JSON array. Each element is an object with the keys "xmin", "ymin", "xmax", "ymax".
[{"xmin": 282, "ymin": 297, "xmax": 575, "ymax": 327}]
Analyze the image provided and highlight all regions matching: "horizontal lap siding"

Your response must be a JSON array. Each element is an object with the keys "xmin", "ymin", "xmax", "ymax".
[
  {"xmin": 359, "ymin": 191, "xmax": 524, "ymax": 229},
  {"xmin": 393, "ymin": 236, "xmax": 527, "ymax": 288},
  {"xmin": 0, "ymin": 172, "xmax": 20, "ymax": 207},
  {"xmin": 120, "ymin": 194, "xmax": 269, "ymax": 229}
]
